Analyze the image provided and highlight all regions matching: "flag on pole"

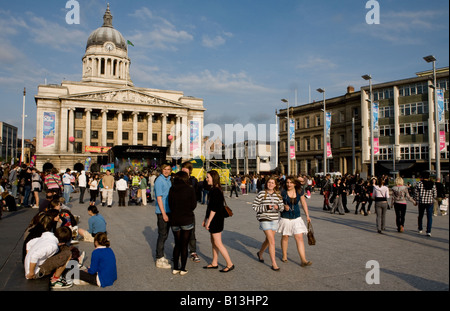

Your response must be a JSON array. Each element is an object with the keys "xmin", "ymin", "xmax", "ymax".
[{"xmin": 127, "ymin": 40, "xmax": 134, "ymax": 47}]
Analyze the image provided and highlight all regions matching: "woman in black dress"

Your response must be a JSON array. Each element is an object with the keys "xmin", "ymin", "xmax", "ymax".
[{"xmin": 202, "ymin": 170, "xmax": 234, "ymax": 273}]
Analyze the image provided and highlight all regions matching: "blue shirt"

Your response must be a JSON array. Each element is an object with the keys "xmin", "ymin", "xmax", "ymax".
[
  {"xmin": 154, "ymin": 175, "xmax": 171, "ymax": 214},
  {"xmin": 280, "ymin": 190, "xmax": 303, "ymax": 219},
  {"xmin": 88, "ymin": 247, "xmax": 117, "ymax": 287},
  {"xmin": 88, "ymin": 214, "xmax": 107, "ymax": 234}
]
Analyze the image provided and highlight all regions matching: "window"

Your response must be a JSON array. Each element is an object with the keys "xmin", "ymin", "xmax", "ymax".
[
  {"xmin": 91, "ymin": 131, "xmax": 98, "ymax": 139},
  {"xmin": 74, "ymin": 142, "xmax": 83, "ymax": 154},
  {"xmin": 75, "ymin": 130, "xmax": 83, "ymax": 139},
  {"xmin": 123, "ymin": 114, "xmax": 130, "ymax": 121},
  {"xmin": 316, "ymin": 115, "xmax": 321, "ymax": 126},
  {"xmin": 91, "ymin": 112, "xmax": 99, "ymax": 120},
  {"xmin": 75, "ymin": 111, "xmax": 83, "ymax": 119},
  {"xmin": 107, "ymin": 131, "xmax": 114, "ymax": 140},
  {"xmin": 137, "ymin": 114, "xmax": 144, "ymax": 122},
  {"xmin": 304, "ymin": 137, "xmax": 310, "ymax": 151},
  {"xmin": 137, "ymin": 132, "xmax": 144, "ymax": 141},
  {"xmin": 295, "ymin": 119, "xmax": 300, "ymax": 129},
  {"xmin": 400, "ymin": 145, "xmax": 429, "ymax": 160},
  {"xmin": 122, "ymin": 132, "xmax": 129, "ymax": 140},
  {"xmin": 107, "ymin": 112, "xmax": 115, "ymax": 121},
  {"xmin": 340, "ymin": 135, "xmax": 345, "ymax": 147},
  {"xmin": 380, "ymin": 106, "xmax": 394, "ymax": 118},
  {"xmin": 353, "ymin": 107, "xmax": 359, "ymax": 118},
  {"xmin": 339, "ymin": 112, "xmax": 345, "ymax": 123},
  {"xmin": 304, "ymin": 117, "xmax": 310, "ymax": 128},
  {"xmin": 399, "ymin": 82, "xmax": 429, "ymax": 96},
  {"xmin": 152, "ymin": 133, "xmax": 157, "ymax": 142}
]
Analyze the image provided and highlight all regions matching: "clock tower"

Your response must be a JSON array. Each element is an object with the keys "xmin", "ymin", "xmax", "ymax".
[{"xmin": 81, "ymin": 4, "xmax": 133, "ymax": 86}]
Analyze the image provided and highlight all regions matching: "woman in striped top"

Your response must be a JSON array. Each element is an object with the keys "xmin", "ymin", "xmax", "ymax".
[{"xmin": 252, "ymin": 176, "xmax": 285, "ymax": 271}]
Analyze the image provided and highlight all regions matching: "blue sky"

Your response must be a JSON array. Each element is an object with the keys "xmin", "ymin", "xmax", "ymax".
[{"xmin": 0, "ymin": 0, "xmax": 448, "ymax": 140}]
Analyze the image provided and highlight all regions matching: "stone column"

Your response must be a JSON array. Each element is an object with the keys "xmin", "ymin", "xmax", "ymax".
[
  {"xmin": 132, "ymin": 111, "xmax": 139, "ymax": 145},
  {"xmin": 68, "ymin": 108, "xmax": 75, "ymax": 153},
  {"xmin": 182, "ymin": 115, "xmax": 189, "ymax": 158},
  {"xmin": 101, "ymin": 109, "xmax": 108, "ymax": 146},
  {"xmin": 85, "ymin": 108, "xmax": 92, "ymax": 148},
  {"xmin": 147, "ymin": 113, "xmax": 154, "ymax": 146},
  {"xmin": 60, "ymin": 107, "xmax": 68, "ymax": 152},
  {"xmin": 175, "ymin": 116, "xmax": 181, "ymax": 155},
  {"xmin": 393, "ymin": 86, "xmax": 400, "ymax": 159},
  {"xmin": 117, "ymin": 110, "xmax": 124, "ymax": 145},
  {"xmin": 161, "ymin": 113, "xmax": 168, "ymax": 147}
]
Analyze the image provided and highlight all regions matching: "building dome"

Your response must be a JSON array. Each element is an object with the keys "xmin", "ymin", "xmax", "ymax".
[{"xmin": 86, "ymin": 4, "xmax": 127, "ymax": 51}]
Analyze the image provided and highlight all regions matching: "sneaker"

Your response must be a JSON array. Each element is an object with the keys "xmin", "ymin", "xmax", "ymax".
[
  {"xmin": 180, "ymin": 270, "xmax": 188, "ymax": 276},
  {"xmin": 426, "ymin": 233, "xmax": 431, "ymax": 237},
  {"xmin": 156, "ymin": 258, "xmax": 171, "ymax": 269},
  {"xmin": 418, "ymin": 230, "xmax": 423, "ymax": 234},
  {"xmin": 191, "ymin": 253, "xmax": 200, "ymax": 263},
  {"xmin": 51, "ymin": 276, "xmax": 73, "ymax": 289},
  {"xmin": 78, "ymin": 251, "xmax": 86, "ymax": 266},
  {"xmin": 172, "ymin": 269, "xmax": 180, "ymax": 275}
]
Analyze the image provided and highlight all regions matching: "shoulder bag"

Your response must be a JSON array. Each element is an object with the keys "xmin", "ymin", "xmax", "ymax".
[{"xmin": 307, "ymin": 221, "xmax": 316, "ymax": 245}]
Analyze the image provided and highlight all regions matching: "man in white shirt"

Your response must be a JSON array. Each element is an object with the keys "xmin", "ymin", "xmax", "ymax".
[
  {"xmin": 62, "ymin": 168, "xmax": 74, "ymax": 204},
  {"xmin": 78, "ymin": 170, "xmax": 87, "ymax": 204},
  {"xmin": 116, "ymin": 174, "xmax": 128, "ymax": 206}
]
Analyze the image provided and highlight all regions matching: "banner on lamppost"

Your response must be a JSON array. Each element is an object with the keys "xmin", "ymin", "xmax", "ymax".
[
  {"xmin": 289, "ymin": 118, "xmax": 295, "ymax": 160},
  {"xmin": 437, "ymin": 88, "xmax": 445, "ymax": 124},
  {"xmin": 373, "ymin": 102, "xmax": 379, "ymax": 155},
  {"xmin": 325, "ymin": 112, "xmax": 333, "ymax": 158}
]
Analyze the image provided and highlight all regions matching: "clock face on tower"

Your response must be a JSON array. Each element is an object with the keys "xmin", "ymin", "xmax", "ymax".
[{"xmin": 105, "ymin": 43, "xmax": 115, "ymax": 52}]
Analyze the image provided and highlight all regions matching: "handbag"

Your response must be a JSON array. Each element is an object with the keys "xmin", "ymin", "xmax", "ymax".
[
  {"xmin": 307, "ymin": 221, "xmax": 316, "ymax": 245},
  {"xmin": 223, "ymin": 197, "xmax": 233, "ymax": 218}
]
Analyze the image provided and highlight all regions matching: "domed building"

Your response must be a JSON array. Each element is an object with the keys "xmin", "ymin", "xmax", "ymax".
[{"xmin": 34, "ymin": 5, "xmax": 205, "ymax": 172}]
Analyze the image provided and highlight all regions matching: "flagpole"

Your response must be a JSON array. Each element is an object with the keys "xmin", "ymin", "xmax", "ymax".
[{"xmin": 21, "ymin": 87, "xmax": 26, "ymax": 164}]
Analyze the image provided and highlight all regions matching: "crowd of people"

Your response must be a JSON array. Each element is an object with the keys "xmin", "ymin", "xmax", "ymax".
[{"xmin": 1, "ymin": 161, "xmax": 449, "ymax": 289}]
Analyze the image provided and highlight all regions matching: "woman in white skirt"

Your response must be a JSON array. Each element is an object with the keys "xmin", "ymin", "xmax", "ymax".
[
  {"xmin": 278, "ymin": 176, "xmax": 312, "ymax": 267},
  {"xmin": 252, "ymin": 176, "xmax": 285, "ymax": 271}
]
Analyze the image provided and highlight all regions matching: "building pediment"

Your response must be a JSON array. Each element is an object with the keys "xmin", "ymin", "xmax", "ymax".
[{"xmin": 61, "ymin": 88, "xmax": 186, "ymax": 108}]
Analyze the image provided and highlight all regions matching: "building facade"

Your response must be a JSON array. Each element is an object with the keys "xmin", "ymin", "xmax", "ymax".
[
  {"xmin": 0, "ymin": 122, "xmax": 18, "ymax": 162},
  {"xmin": 361, "ymin": 68, "xmax": 449, "ymax": 177},
  {"xmin": 278, "ymin": 86, "xmax": 362, "ymax": 177},
  {"xmin": 278, "ymin": 68, "xmax": 449, "ymax": 179},
  {"xmin": 34, "ymin": 6, "xmax": 205, "ymax": 172}
]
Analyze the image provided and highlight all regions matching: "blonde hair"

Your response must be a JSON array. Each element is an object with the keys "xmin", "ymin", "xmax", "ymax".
[{"xmin": 395, "ymin": 177, "xmax": 404, "ymax": 186}]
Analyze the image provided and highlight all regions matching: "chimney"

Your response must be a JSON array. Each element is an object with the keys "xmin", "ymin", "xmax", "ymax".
[{"xmin": 347, "ymin": 86, "xmax": 354, "ymax": 94}]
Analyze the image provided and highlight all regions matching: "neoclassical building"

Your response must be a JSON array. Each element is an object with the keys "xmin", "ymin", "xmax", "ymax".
[{"xmin": 35, "ymin": 5, "xmax": 205, "ymax": 172}]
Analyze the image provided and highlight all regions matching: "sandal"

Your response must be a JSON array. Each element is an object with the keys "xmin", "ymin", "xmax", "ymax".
[
  {"xmin": 220, "ymin": 265, "xmax": 235, "ymax": 273},
  {"xmin": 203, "ymin": 264, "xmax": 218, "ymax": 269},
  {"xmin": 256, "ymin": 252, "xmax": 264, "ymax": 263},
  {"xmin": 300, "ymin": 261, "xmax": 312, "ymax": 267}
]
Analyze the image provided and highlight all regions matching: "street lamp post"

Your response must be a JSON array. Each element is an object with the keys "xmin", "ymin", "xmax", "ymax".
[
  {"xmin": 281, "ymin": 99, "xmax": 290, "ymax": 176},
  {"xmin": 317, "ymin": 88, "xmax": 326, "ymax": 175},
  {"xmin": 423, "ymin": 55, "xmax": 440, "ymax": 180},
  {"xmin": 362, "ymin": 75, "xmax": 374, "ymax": 177}
]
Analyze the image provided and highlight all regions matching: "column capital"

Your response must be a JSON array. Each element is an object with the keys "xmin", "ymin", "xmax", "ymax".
[
  {"xmin": 85, "ymin": 108, "xmax": 92, "ymax": 113},
  {"xmin": 161, "ymin": 113, "xmax": 168, "ymax": 118},
  {"xmin": 116, "ymin": 110, "xmax": 124, "ymax": 115},
  {"xmin": 132, "ymin": 111, "xmax": 140, "ymax": 115},
  {"xmin": 147, "ymin": 112, "xmax": 154, "ymax": 117},
  {"xmin": 101, "ymin": 109, "xmax": 109, "ymax": 114}
]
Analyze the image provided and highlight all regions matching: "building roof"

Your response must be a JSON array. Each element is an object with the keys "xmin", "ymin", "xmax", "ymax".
[{"xmin": 86, "ymin": 4, "xmax": 127, "ymax": 51}]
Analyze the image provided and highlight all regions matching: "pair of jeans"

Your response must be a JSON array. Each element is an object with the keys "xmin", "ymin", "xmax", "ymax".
[
  {"xmin": 23, "ymin": 185, "xmax": 31, "ymax": 207},
  {"xmin": 63, "ymin": 185, "xmax": 72, "ymax": 204},
  {"xmin": 394, "ymin": 203, "xmax": 407, "ymax": 230},
  {"xmin": 418, "ymin": 203, "xmax": 433, "ymax": 233},
  {"xmin": 156, "ymin": 213, "xmax": 171, "ymax": 259}
]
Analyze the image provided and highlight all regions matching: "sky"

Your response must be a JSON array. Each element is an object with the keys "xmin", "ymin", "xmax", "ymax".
[{"xmin": 0, "ymin": 0, "xmax": 448, "ymax": 141}]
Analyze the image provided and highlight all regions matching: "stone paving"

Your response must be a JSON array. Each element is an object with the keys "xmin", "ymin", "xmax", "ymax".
[{"xmin": 1, "ymin": 189, "xmax": 448, "ymax": 293}]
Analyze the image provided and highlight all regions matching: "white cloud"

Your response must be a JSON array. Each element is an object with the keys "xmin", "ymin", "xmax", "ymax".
[
  {"xmin": 202, "ymin": 32, "xmax": 233, "ymax": 48},
  {"xmin": 127, "ymin": 7, "xmax": 193, "ymax": 51},
  {"xmin": 352, "ymin": 9, "xmax": 446, "ymax": 45}
]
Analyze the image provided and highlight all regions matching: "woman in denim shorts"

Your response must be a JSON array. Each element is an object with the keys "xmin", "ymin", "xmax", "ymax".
[
  {"xmin": 168, "ymin": 171, "xmax": 197, "ymax": 275},
  {"xmin": 252, "ymin": 176, "xmax": 285, "ymax": 271}
]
